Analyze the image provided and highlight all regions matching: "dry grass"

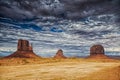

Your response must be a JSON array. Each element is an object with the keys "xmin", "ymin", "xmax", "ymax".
[
  {"xmin": 0, "ymin": 57, "xmax": 119, "ymax": 66},
  {"xmin": 80, "ymin": 66, "xmax": 120, "ymax": 80},
  {"xmin": 0, "ymin": 58, "xmax": 65, "ymax": 66},
  {"xmin": 0, "ymin": 58, "xmax": 120, "ymax": 80}
]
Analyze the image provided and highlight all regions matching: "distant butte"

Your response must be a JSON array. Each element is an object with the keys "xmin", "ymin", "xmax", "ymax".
[
  {"xmin": 88, "ymin": 44, "xmax": 109, "ymax": 58},
  {"xmin": 5, "ymin": 39, "xmax": 39, "ymax": 58},
  {"xmin": 54, "ymin": 49, "xmax": 67, "ymax": 59}
]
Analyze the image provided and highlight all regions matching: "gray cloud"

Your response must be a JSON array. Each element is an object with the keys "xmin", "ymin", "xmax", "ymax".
[
  {"xmin": 0, "ymin": 0, "xmax": 119, "ymax": 20},
  {"xmin": 0, "ymin": 0, "xmax": 120, "ymax": 57}
]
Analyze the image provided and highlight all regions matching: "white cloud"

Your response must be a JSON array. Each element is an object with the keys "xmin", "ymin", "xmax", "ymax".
[
  {"xmin": 105, "ymin": 47, "xmax": 120, "ymax": 52},
  {"xmin": 0, "ymin": 47, "xmax": 16, "ymax": 52}
]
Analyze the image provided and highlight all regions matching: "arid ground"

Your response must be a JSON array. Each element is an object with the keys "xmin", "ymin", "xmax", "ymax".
[{"xmin": 0, "ymin": 58, "xmax": 120, "ymax": 80}]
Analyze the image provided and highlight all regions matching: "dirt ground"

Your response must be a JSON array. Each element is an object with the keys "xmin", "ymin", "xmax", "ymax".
[{"xmin": 0, "ymin": 58, "xmax": 120, "ymax": 80}]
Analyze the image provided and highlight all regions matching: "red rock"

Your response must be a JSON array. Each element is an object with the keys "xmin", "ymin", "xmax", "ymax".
[
  {"xmin": 17, "ymin": 39, "xmax": 32, "ymax": 51},
  {"xmin": 90, "ymin": 44, "xmax": 104, "ymax": 56},
  {"xmin": 5, "ymin": 39, "xmax": 39, "ymax": 58},
  {"xmin": 89, "ymin": 44, "xmax": 108, "ymax": 58},
  {"xmin": 54, "ymin": 49, "xmax": 67, "ymax": 58}
]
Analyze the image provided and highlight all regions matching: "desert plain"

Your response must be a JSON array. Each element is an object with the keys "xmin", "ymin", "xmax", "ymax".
[{"xmin": 0, "ymin": 58, "xmax": 120, "ymax": 80}]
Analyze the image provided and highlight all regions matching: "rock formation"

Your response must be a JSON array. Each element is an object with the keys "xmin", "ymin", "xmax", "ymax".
[
  {"xmin": 5, "ymin": 39, "xmax": 39, "ymax": 58},
  {"xmin": 89, "ymin": 44, "xmax": 108, "ymax": 58},
  {"xmin": 90, "ymin": 44, "xmax": 104, "ymax": 56},
  {"xmin": 54, "ymin": 49, "xmax": 67, "ymax": 58}
]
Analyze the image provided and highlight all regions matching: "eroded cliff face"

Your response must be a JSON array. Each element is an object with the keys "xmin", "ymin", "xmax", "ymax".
[
  {"xmin": 17, "ymin": 39, "xmax": 33, "ymax": 51},
  {"xmin": 54, "ymin": 49, "xmax": 66, "ymax": 59},
  {"xmin": 5, "ymin": 39, "xmax": 39, "ymax": 58}
]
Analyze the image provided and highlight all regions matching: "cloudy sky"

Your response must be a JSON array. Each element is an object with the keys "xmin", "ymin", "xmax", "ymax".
[{"xmin": 0, "ymin": 0, "xmax": 120, "ymax": 57}]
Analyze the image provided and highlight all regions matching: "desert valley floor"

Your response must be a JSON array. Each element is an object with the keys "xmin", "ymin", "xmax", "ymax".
[{"xmin": 0, "ymin": 58, "xmax": 120, "ymax": 80}]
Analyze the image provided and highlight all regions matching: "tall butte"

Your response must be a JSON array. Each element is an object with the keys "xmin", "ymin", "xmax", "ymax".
[
  {"xmin": 89, "ymin": 44, "xmax": 108, "ymax": 58},
  {"xmin": 5, "ymin": 39, "xmax": 39, "ymax": 58},
  {"xmin": 54, "ymin": 49, "xmax": 67, "ymax": 59}
]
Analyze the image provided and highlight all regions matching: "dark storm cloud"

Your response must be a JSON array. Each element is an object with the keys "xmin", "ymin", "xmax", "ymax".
[
  {"xmin": 0, "ymin": 0, "xmax": 119, "ymax": 20},
  {"xmin": 61, "ymin": 0, "xmax": 120, "ymax": 19}
]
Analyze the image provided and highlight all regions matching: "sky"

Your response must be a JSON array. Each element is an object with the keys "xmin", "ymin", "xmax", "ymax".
[{"xmin": 0, "ymin": 0, "xmax": 120, "ymax": 57}]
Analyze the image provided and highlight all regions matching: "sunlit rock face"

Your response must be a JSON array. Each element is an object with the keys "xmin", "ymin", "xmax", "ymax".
[
  {"xmin": 5, "ymin": 39, "xmax": 39, "ymax": 58},
  {"xmin": 54, "ymin": 49, "xmax": 66, "ymax": 58}
]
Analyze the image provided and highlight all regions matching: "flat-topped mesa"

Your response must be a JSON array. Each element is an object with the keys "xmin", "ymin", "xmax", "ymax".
[
  {"xmin": 54, "ymin": 49, "xmax": 67, "ymax": 59},
  {"xmin": 5, "ymin": 39, "xmax": 39, "ymax": 58},
  {"xmin": 89, "ymin": 44, "xmax": 108, "ymax": 58}
]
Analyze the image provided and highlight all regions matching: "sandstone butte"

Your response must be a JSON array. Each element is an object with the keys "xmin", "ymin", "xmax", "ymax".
[
  {"xmin": 4, "ymin": 39, "xmax": 110, "ymax": 59},
  {"xmin": 5, "ymin": 39, "xmax": 39, "ymax": 58},
  {"xmin": 88, "ymin": 44, "xmax": 109, "ymax": 59},
  {"xmin": 54, "ymin": 49, "xmax": 67, "ymax": 59}
]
